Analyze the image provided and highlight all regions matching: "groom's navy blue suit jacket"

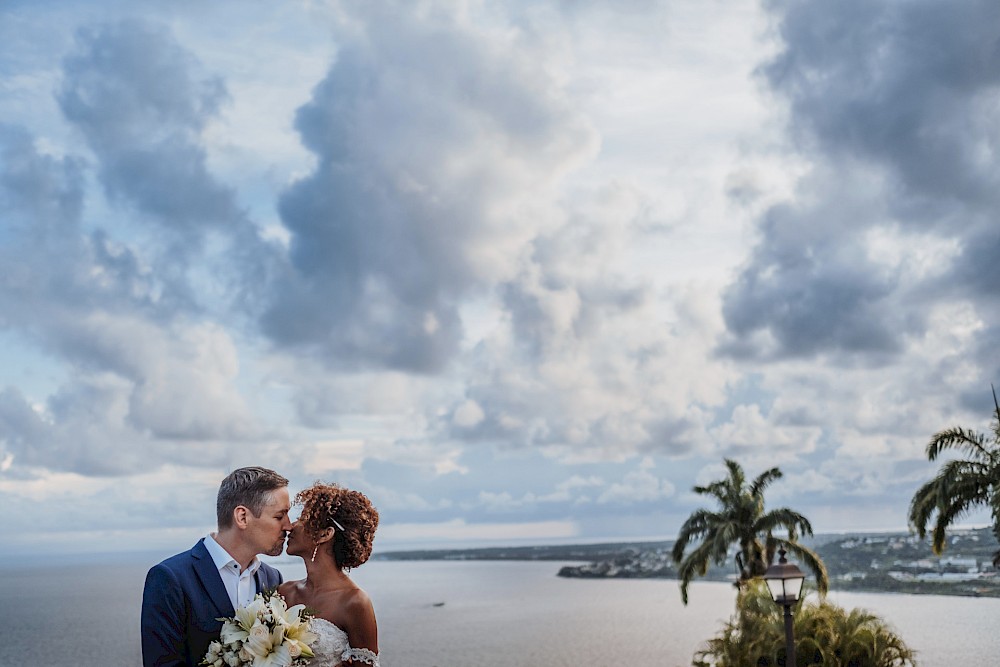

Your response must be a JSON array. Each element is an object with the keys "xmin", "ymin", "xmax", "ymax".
[{"xmin": 141, "ymin": 539, "xmax": 283, "ymax": 667}]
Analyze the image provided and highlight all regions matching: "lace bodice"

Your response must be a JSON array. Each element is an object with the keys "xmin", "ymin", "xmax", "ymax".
[{"xmin": 309, "ymin": 618, "xmax": 379, "ymax": 666}]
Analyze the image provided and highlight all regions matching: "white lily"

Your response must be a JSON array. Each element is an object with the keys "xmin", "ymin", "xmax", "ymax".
[
  {"xmin": 253, "ymin": 641, "xmax": 291, "ymax": 667},
  {"xmin": 269, "ymin": 625, "xmax": 286, "ymax": 650},
  {"xmin": 273, "ymin": 602, "xmax": 310, "ymax": 635},
  {"xmin": 268, "ymin": 596, "xmax": 295, "ymax": 626},
  {"xmin": 284, "ymin": 619, "xmax": 317, "ymax": 658},
  {"xmin": 220, "ymin": 620, "xmax": 249, "ymax": 645},
  {"xmin": 235, "ymin": 596, "xmax": 266, "ymax": 631}
]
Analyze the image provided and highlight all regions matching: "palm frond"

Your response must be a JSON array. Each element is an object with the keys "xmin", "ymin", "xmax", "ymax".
[
  {"xmin": 992, "ymin": 383, "xmax": 1000, "ymax": 442},
  {"xmin": 755, "ymin": 507, "xmax": 814, "ymax": 539},
  {"xmin": 709, "ymin": 525, "xmax": 736, "ymax": 565},
  {"xmin": 692, "ymin": 479, "xmax": 728, "ymax": 502},
  {"xmin": 775, "ymin": 538, "xmax": 829, "ymax": 597},
  {"xmin": 723, "ymin": 457, "xmax": 744, "ymax": 485},
  {"xmin": 909, "ymin": 459, "xmax": 995, "ymax": 552},
  {"xmin": 750, "ymin": 466, "xmax": 783, "ymax": 498},
  {"xmin": 911, "ymin": 390, "xmax": 1000, "ymax": 562},
  {"xmin": 991, "ymin": 486, "xmax": 1000, "ymax": 545},
  {"xmin": 677, "ymin": 540, "xmax": 718, "ymax": 605},
  {"xmin": 908, "ymin": 477, "xmax": 942, "ymax": 539},
  {"xmin": 926, "ymin": 426, "xmax": 996, "ymax": 463},
  {"xmin": 672, "ymin": 509, "xmax": 722, "ymax": 562},
  {"xmin": 930, "ymin": 495, "xmax": 981, "ymax": 555}
]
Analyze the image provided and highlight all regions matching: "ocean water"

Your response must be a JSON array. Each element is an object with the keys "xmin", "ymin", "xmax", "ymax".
[{"xmin": 1, "ymin": 558, "xmax": 998, "ymax": 666}]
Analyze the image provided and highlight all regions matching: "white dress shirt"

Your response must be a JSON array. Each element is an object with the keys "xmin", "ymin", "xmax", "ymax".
[{"xmin": 204, "ymin": 533, "xmax": 262, "ymax": 609}]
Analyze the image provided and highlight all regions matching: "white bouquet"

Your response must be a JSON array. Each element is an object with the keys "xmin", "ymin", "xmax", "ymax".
[{"xmin": 203, "ymin": 591, "xmax": 317, "ymax": 667}]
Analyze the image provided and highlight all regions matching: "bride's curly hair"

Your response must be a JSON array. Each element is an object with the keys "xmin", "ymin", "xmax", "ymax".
[{"xmin": 295, "ymin": 483, "xmax": 379, "ymax": 570}]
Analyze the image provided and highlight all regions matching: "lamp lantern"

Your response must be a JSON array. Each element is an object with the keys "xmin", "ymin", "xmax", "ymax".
[{"xmin": 763, "ymin": 548, "xmax": 806, "ymax": 666}]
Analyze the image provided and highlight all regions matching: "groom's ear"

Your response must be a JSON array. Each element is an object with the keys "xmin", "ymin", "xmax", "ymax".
[{"xmin": 233, "ymin": 505, "xmax": 250, "ymax": 529}]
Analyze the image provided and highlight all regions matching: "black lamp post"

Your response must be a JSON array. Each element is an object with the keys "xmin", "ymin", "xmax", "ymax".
[{"xmin": 763, "ymin": 548, "xmax": 805, "ymax": 667}]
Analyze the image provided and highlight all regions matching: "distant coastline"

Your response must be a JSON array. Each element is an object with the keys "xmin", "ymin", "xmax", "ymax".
[{"xmin": 376, "ymin": 527, "xmax": 1000, "ymax": 598}]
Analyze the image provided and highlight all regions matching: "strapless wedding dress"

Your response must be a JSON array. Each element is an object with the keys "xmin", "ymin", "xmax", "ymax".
[{"xmin": 309, "ymin": 618, "xmax": 380, "ymax": 666}]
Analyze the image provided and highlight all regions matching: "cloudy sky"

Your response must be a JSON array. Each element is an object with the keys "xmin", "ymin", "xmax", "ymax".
[{"xmin": 2, "ymin": 0, "xmax": 999, "ymax": 558}]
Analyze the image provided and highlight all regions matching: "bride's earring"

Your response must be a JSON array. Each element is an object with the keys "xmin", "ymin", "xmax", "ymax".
[{"xmin": 311, "ymin": 546, "xmax": 318, "ymax": 562}]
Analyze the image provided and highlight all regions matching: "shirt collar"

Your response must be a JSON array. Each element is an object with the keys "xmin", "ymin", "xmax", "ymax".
[{"xmin": 204, "ymin": 533, "xmax": 262, "ymax": 575}]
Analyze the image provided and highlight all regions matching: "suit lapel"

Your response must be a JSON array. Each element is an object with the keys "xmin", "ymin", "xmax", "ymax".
[
  {"xmin": 191, "ymin": 539, "xmax": 236, "ymax": 618},
  {"xmin": 255, "ymin": 566, "xmax": 277, "ymax": 595}
]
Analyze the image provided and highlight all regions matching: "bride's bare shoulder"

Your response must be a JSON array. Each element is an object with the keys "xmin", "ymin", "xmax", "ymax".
[
  {"xmin": 341, "ymin": 586, "xmax": 375, "ymax": 616},
  {"xmin": 277, "ymin": 579, "xmax": 306, "ymax": 602}
]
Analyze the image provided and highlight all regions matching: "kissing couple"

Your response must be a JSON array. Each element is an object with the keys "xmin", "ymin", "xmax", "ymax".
[{"xmin": 141, "ymin": 467, "xmax": 380, "ymax": 667}]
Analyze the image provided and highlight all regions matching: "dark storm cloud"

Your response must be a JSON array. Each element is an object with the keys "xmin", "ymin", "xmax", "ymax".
[
  {"xmin": 1, "ymin": 125, "xmax": 133, "ymax": 324},
  {"xmin": 0, "ymin": 124, "xmax": 167, "ymax": 343},
  {"xmin": 0, "ymin": 125, "xmax": 84, "ymax": 235},
  {"xmin": 721, "ymin": 189, "xmax": 909, "ymax": 360},
  {"xmin": 0, "ymin": 384, "xmax": 147, "ymax": 476},
  {"xmin": 763, "ymin": 0, "xmax": 1000, "ymax": 214},
  {"xmin": 57, "ymin": 19, "xmax": 287, "ymax": 314},
  {"xmin": 58, "ymin": 20, "xmax": 242, "ymax": 241},
  {"xmin": 722, "ymin": 0, "xmax": 1000, "ymax": 363},
  {"xmin": 261, "ymin": 6, "xmax": 595, "ymax": 372},
  {"xmin": 0, "ymin": 105, "xmax": 257, "ymax": 474}
]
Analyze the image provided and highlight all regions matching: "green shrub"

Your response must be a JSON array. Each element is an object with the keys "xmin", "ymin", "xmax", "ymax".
[{"xmin": 693, "ymin": 582, "xmax": 916, "ymax": 667}]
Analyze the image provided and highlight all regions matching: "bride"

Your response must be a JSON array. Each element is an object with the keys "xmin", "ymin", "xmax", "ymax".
[{"xmin": 280, "ymin": 483, "xmax": 380, "ymax": 666}]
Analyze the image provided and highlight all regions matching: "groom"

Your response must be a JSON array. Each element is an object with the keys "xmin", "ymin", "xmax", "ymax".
[{"xmin": 141, "ymin": 467, "xmax": 293, "ymax": 667}]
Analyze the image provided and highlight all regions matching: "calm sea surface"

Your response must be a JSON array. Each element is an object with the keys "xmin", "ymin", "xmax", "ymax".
[{"xmin": 1, "ymin": 558, "xmax": 998, "ymax": 666}]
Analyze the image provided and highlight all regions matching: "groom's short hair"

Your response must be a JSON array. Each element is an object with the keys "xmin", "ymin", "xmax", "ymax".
[{"xmin": 217, "ymin": 466, "xmax": 289, "ymax": 530}]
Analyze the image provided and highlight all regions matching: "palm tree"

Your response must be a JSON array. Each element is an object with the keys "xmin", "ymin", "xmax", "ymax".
[
  {"xmin": 693, "ymin": 582, "xmax": 916, "ymax": 667},
  {"xmin": 672, "ymin": 458, "xmax": 828, "ymax": 604},
  {"xmin": 908, "ymin": 386, "xmax": 1000, "ymax": 565}
]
